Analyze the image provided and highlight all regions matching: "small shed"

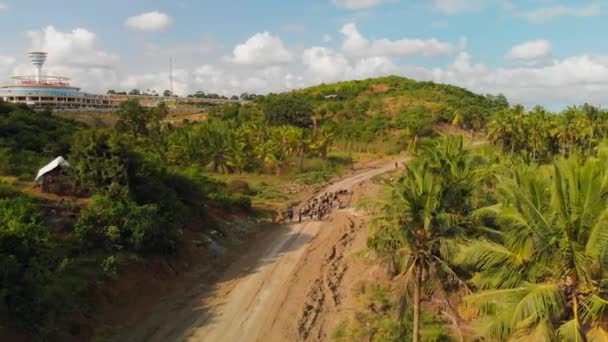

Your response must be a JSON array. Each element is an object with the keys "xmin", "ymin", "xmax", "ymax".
[{"xmin": 35, "ymin": 156, "xmax": 71, "ymax": 194}]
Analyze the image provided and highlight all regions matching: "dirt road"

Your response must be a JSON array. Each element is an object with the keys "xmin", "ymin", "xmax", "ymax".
[{"xmin": 116, "ymin": 160, "xmax": 400, "ymax": 342}]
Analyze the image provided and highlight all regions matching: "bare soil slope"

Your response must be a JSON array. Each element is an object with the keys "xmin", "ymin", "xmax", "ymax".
[{"xmin": 114, "ymin": 159, "xmax": 404, "ymax": 342}]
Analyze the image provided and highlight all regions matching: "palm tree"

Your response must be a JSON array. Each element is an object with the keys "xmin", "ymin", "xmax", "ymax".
[
  {"xmin": 166, "ymin": 126, "xmax": 206, "ymax": 166},
  {"xmin": 418, "ymin": 135, "xmax": 489, "ymax": 216},
  {"xmin": 457, "ymin": 156, "xmax": 608, "ymax": 340},
  {"xmin": 367, "ymin": 162, "xmax": 469, "ymax": 342},
  {"xmin": 202, "ymin": 120, "xmax": 238, "ymax": 173},
  {"xmin": 311, "ymin": 125, "xmax": 335, "ymax": 158},
  {"xmin": 487, "ymin": 110, "xmax": 516, "ymax": 154}
]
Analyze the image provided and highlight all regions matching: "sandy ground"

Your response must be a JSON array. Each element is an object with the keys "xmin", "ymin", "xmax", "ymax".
[{"xmin": 114, "ymin": 159, "xmax": 404, "ymax": 342}]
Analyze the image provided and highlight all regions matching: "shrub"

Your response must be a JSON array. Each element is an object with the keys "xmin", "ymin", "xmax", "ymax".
[
  {"xmin": 69, "ymin": 129, "xmax": 133, "ymax": 192},
  {"xmin": 75, "ymin": 185, "xmax": 180, "ymax": 254},
  {"xmin": 227, "ymin": 180, "xmax": 253, "ymax": 195}
]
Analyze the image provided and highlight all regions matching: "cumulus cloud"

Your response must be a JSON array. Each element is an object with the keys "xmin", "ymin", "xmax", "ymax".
[
  {"xmin": 332, "ymin": 0, "xmax": 391, "ymax": 9},
  {"xmin": 415, "ymin": 53, "xmax": 608, "ymax": 108},
  {"xmin": 118, "ymin": 49, "xmax": 608, "ymax": 109},
  {"xmin": 17, "ymin": 22, "xmax": 608, "ymax": 110},
  {"xmin": 225, "ymin": 32, "xmax": 294, "ymax": 66},
  {"xmin": 26, "ymin": 26, "xmax": 118, "ymax": 67},
  {"xmin": 506, "ymin": 40, "xmax": 552, "ymax": 63},
  {"xmin": 0, "ymin": 55, "xmax": 15, "ymax": 66},
  {"xmin": 434, "ymin": 0, "xmax": 487, "ymax": 14},
  {"xmin": 21, "ymin": 26, "xmax": 119, "ymax": 92},
  {"xmin": 520, "ymin": 3, "xmax": 604, "ymax": 22},
  {"xmin": 302, "ymin": 47, "xmax": 351, "ymax": 82},
  {"xmin": 125, "ymin": 11, "xmax": 172, "ymax": 32},
  {"xmin": 340, "ymin": 23, "xmax": 463, "ymax": 57},
  {"xmin": 323, "ymin": 34, "xmax": 333, "ymax": 42},
  {"xmin": 301, "ymin": 46, "xmax": 397, "ymax": 84},
  {"xmin": 120, "ymin": 69, "xmax": 190, "ymax": 95},
  {"xmin": 113, "ymin": 24, "xmax": 608, "ymax": 108}
]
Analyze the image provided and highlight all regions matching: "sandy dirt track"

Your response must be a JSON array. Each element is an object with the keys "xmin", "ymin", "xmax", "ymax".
[{"xmin": 115, "ymin": 160, "xmax": 401, "ymax": 342}]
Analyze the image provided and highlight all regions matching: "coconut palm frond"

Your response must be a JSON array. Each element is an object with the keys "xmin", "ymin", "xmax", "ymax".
[
  {"xmin": 511, "ymin": 283, "xmax": 565, "ymax": 323},
  {"xmin": 556, "ymin": 319, "xmax": 585, "ymax": 342},
  {"xmin": 580, "ymin": 295, "xmax": 608, "ymax": 324},
  {"xmin": 510, "ymin": 317, "xmax": 554, "ymax": 342}
]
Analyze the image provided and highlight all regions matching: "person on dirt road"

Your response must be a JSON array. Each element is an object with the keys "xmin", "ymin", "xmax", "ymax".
[
  {"xmin": 298, "ymin": 209, "xmax": 302, "ymax": 223},
  {"xmin": 287, "ymin": 207, "xmax": 294, "ymax": 222}
]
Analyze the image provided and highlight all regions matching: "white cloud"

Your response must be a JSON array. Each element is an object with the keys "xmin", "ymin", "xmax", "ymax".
[
  {"xmin": 0, "ymin": 3, "xmax": 8, "ymax": 11},
  {"xmin": 120, "ymin": 49, "xmax": 608, "ymax": 109},
  {"xmin": 125, "ymin": 11, "xmax": 172, "ymax": 32},
  {"xmin": 301, "ymin": 46, "xmax": 397, "ymax": 84},
  {"xmin": 17, "ymin": 22, "xmax": 608, "ymax": 110},
  {"xmin": 520, "ymin": 3, "xmax": 603, "ymax": 22},
  {"xmin": 340, "ymin": 23, "xmax": 462, "ymax": 57},
  {"xmin": 26, "ymin": 26, "xmax": 118, "ymax": 67},
  {"xmin": 225, "ymin": 32, "xmax": 294, "ymax": 66},
  {"xmin": 323, "ymin": 34, "xmax": 333, "ymax": 42},
  {"xmin": 120, "ymin": 69, "xmax": 190, "ymax": 95},
  {"xmin": 506, "ymin": 40, "xmax": 552, "ymax": 62},
  {"xmin": 332, "ymin": 0, "xmax": 391, "ymax": 10},
  {"xmin": 415, "ymin": 53, "xmax": 608, "ymax": 108},
  {"xmin": 302, "ymin": 47, "xmax": 351, "ymax": 82},
  {"xmin": 21, "ymin": 26, "xmax": 119, "ymax": 92},
  {"xmin": 117, "ymin": 48, "xmax": 608, "ymax": 110},
  {"xmin": 434, "ymin": 0, "xmax": 487, "ymax": 14},
  {"xmin": 353, "ymin": 56, "xmax": 397, "ymax": 78},
  {"xmin": 0, "ymin": 55, "xmax": 15, "ymax": 66}
]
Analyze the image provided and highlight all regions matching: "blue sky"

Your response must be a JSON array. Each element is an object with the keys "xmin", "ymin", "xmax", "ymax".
[{"xmin": 0, "ymin": 0, "xmax": 607, "ymax": 110}]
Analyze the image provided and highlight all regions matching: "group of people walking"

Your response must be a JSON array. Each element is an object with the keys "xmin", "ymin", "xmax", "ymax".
[{"xmin": 286, "ymin": 189, "xmax": 349, "ymax": 223}]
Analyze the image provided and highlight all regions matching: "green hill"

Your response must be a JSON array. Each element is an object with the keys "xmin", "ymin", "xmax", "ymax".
[
  {"xmin": 295, "ymin": 75, "xmax": 508, "ymax": 117},
  {"xmin": 254, "ymin": 76, "xmax": 509, "ymax": 153}
]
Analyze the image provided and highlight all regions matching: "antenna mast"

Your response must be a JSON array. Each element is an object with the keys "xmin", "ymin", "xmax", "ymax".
[{"xmin": 169, "ymin": 57, "xmax": 174, "ymax": 97}]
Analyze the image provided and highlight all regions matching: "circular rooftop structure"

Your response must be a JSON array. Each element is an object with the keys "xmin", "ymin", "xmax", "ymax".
[{"xmin": 0, "ymin": 52, "xmax": 115, "ymax": 109}]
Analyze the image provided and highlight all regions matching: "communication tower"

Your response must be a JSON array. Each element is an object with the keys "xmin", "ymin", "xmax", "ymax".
[{"xmin": 28, "ymin": 52, "xmax": 47, "ymax": 82}]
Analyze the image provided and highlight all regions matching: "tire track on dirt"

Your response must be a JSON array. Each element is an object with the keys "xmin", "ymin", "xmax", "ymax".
[{"xmin": 297, "ymin": 215, "xmax": 360, "ymax": 341}]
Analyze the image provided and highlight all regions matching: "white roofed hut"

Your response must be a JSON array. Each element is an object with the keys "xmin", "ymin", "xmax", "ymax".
[{"xmin": 35, "ymin": 156, "xmax": 72, "ymax": 195}]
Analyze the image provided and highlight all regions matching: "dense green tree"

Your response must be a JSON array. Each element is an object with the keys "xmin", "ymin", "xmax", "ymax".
[
  {"xmin": 0, "ymin": 108, "xmax": 81, "ymax": 176},
  {"xmin": 262, "ymin": 94, "xmax": 313, "ymax": 128},
  {"xmin": 115, "ymin": 100, "xmax": 150, "ymax": 137},
  {"xmin": 68, "ymin": 129, "xmax": 133, "ymax": 192}
]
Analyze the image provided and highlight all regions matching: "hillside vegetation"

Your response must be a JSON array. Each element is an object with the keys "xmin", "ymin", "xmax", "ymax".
[
  {"xmin": 6, "ymin": 75, "xmax": 608, "ymax": 341},
  {"xmin": 0, "ymin": 75, "xmax": 515, "ymax": 340}
]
